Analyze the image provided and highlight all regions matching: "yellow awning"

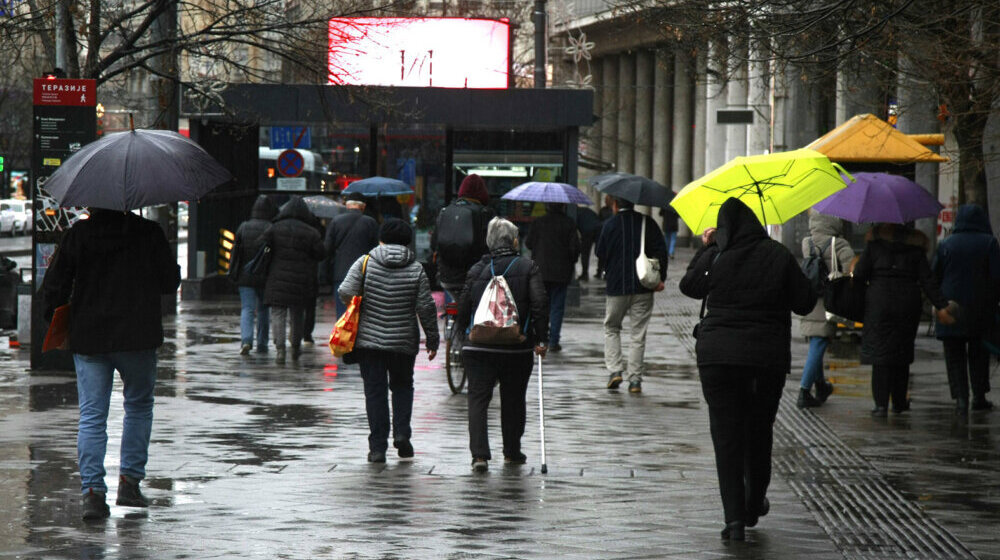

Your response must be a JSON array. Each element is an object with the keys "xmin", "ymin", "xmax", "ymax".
[{"xmin": 806, "ymin": 114, "xmax": 949, "ymax": 163}]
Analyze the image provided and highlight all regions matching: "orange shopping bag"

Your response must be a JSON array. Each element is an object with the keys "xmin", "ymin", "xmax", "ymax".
[{"xmin": 329, "ymin": 255, "xmax": 369, "ymax": 357}]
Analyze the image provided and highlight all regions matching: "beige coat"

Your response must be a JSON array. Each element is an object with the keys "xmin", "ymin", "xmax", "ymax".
[{"xmin": 799, "ymin": 213, "xmax": 856, "ymax": 338}]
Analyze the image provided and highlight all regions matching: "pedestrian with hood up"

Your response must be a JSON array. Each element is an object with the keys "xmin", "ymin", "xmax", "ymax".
[
  {"xmin": 433, "ymin": 174, "xmax": 495, "ymax": 300},
  {"xmin": 339, "ymin": 219, "xmax": 439, "ymax": 463},
  {"xmin": 325, "ymin": 192, "xmax": 379, "ymax": 317},
  {"xmin": 594, "ymin": 196, "xmax": 668, "ymax": 393},
  {"xmin": 933, "ymin": 204, "xmax": 1000, "ymax": 415},
  {"xmin": 457, "ymin": 217, "xmax": 549, "ymax": 472},
  {"xmin": 679, "ymin": 197, "xmax": 815, "ymax": 542},
  {"xmin": 41, "ymin": 208, "xmax": 181, "ymax": 520},
  {"xmin": 229, "ymin": 194, "xmax": 278, "ymax": 355},
  {"xmin": 261, "ymin": 196, "xmax": 325, "ymax": 363},
  {"xmin": 854, "ymin": 222, "xmax": 954, "ymax": 417},
  {"xmin": 526, "ymin": 203, "xmax": 580, "ymax": 352},
  {"xmin": 796, "ymin": 211, "xmax": 855, "ymax": 408}
]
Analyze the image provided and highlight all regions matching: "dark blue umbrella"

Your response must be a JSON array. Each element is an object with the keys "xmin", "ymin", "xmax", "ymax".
[
  {"xmin": 501, "ymin": 182, "xmax": 593, "ymax": 205},
  {"xmin": 342, "ymin": 176, "xmax": 414, "ymax": 197},
  {"xmin": 43, "ymin": 129, "xmax": 233, "ymax": 211}
]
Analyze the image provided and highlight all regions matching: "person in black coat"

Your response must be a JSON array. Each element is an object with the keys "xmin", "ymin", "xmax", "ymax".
[
  {"xmin": 41, "ymin": 208, "xmax": 181, "ymax": 519},
  {"xmin": 661, "ymin": 202, "xmax": 680, "ymax": 259},
  {"xmin": 526, "ymin": 203, "xmax": 580, "ymax": 352},
  {"xmin": 325, "ymin": 192, "xmax": 379, "ymax": 317},
  {"xmin": 854, "ymin": 223, "xmax": 953, "ymax": 416},
  {"xmin": 933, "ymin": 204, "xmax": 1000, "ymax": 414},
  {"xmin": 679, "ymin": 197, "xmax": 815, "ymax": 541},
  {"xmin": 596, "ymin": 195, "xmax": 614, "ymax": 278},
  {"xmin": 262, "ymin": 196, "xmax": 325, "ymax": 363},
  {"xmin": 457, "ymin": 217, "xmax": 549, "ymax": 472},
  {"xmin": 576, "ymin": 205, "xmax": 602, "ymax": 281},
  {"xmin": 229, "ymin": 195, "xmax": 278, "ymax": 355}
]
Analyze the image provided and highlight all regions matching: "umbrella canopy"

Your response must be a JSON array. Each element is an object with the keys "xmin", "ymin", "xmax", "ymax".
[
  {"xmin": 302, "ymin": 195, "xmax": 344, "ymax": 219},
  {"xmin": 589, "ymin": 172, "xmax": 672, "ymax": 207},
  {"xmin": 43, "ymin": 129, "xmax": 233, "ymax": 211},
  {"xmin": 342, "ymin": 176, "xmax": 414, "ymax": 196},
  {"xmin": 501, "ymin": 182, "xmax": 593, "ymax": 205},
  {"xmin": 671, "ymin": 148, "xmax": 850, "ymax": 234},
  {"xmin": 812, "ymin": 172, "xmax": 943, "ymax": 224}
]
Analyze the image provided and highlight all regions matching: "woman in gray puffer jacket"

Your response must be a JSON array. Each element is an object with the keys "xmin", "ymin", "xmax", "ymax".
[
  {"xmin": 339, "ymin": 219, "xmax": 440, "ymax": 464},
  {"xmin": 797, "ymin": 212, "xmax": 855, "ymax": 408}
]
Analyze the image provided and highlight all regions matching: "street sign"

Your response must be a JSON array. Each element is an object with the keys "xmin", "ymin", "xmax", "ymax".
[
  {"xmin": 277, "ymin": 149, "xmax": 305, "ymax": 178},
  {"xmin": 717, "ymin": 109, "xmax": 754, "ymax": 124},
  {"xmin": 276, "ymin": 177, "xmax": 307, "ymax": 191},
  {"xmin": 270, "ymin": 126, "xmax": 311, "ymax": 149}
]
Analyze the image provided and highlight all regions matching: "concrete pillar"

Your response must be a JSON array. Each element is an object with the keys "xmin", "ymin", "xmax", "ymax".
[
  {"xmin": 725, "ymin": 54, "xmax": 748, "ymax": 161},
  {"xmin": 618, "ymin": 53, "xmax": 636, "ymax": 172},
  {"xmin": 588, "ymin": 57, "xmax": 603, "ymax": 163},
  {"xmin": 692, "ymin": 49, "xmax": 707, "ymax": 179},
  {"xmin": 652, "ymin": 49, "xmax": 674, "ymax": 188},
  {"xmin": 634, "ymin": 50, "xmax": 654, "ymax": 177},
  {"xmin": 704, "ymin": 40, "xmax": 729, "ymax": 174},
  {"xmin": 601, "ymin": 56, "xmax": 619, "ymax": 167},
  {"xmin": 898, "ymin": 54, "xmax": 942, "ymax": 245},
  {"xmin": 747, "ymin": 44, "xmax": 771, "ymax": 156},
  {"xmin": 671, "ymin": 50, "xmax": 693, "ymax": 198}
]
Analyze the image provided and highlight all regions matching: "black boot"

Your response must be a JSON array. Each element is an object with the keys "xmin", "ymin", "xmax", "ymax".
[
  {"xmin": 796, "ymin": 388, "xmax": 820, "ymax": 409},
  {"xmin": 721, "ymin": 521, "xmax": 745, "ymax": 541},
  {"xmin": 972, "ymin": 395, "xmax": 994, "ymax": 411},
  {"xmin": 116, "ymin": 475, "xmax": 149, "ymax": 507},
  {"xmin": 81, "ymin": 488, "xmax": 110, "ymax": 520},
  {"xmin": 956, "ymin": 397, "xmax": 969, "ymax": 416},
  {"xmin": 815, "ymin": 380, "xmax": 834, "ymax": 403}
]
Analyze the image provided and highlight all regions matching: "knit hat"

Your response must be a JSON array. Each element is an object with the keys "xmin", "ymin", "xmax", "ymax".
[
  {"xmin": 379, "ymin": 218, "xmax": 412, "ymax": 246},
  {"xmin": 457, "ymin": 174, "xmax": 489, "ymax": 204},
  {"xmin": 345, "ymin": 191, "xmax": 367, "ymax": 203}
]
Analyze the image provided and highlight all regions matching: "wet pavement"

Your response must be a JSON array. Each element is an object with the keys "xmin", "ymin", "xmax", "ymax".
[{"xmin": 1, "ymin": 245, "xmax": 998, "ymax": 559}]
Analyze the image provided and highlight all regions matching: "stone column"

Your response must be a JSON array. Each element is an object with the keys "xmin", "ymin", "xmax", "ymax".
[
  {"xmin": 652, "ymin": 49, "xmax": 674, "ymax": 188},
  {"xmin": 692, "ymin": 48, "xmax": 707, "ymax": 179},
  {"xmin": 671, "ymin": 50, "xmax": 693, "ymax": 199},
  {"xmin": 898, "ymin": 54, "xmax": 942, "ymax": 245},
  {"xmin": 747, "ymin": 44, "xmax": 771, "ymax": 156},
  {"xmin": 588, "ymin": 57, "xmax": 603, "ymax": 163},
  {"xmin": 601, "ymin": 56, "xmax": 619, "ymax": 167},
  {"xmin": 704, "ymin": 40, "xmax": 729, "ymax": 175},
  {"xmin": 634, "ymin": 50, "xmax": 654, "ymax": 177},
  {"xmin": 725, "ymin": 55, "xmax": 748, "ymax": 161},
  {"xmin": 618, "ymin": 53, "xmax": 636, "ymax": 172}
]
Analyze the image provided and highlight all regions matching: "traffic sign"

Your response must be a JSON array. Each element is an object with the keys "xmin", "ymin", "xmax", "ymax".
[
  {"xmin": 270, "ymin": 127, "xmax": 311, "ymax": 149},
  {"xmin": 277, "ymin": 149, "xmax": 304, "ymax": 178}
]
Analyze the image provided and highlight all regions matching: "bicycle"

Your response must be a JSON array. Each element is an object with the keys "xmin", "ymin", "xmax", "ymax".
[{"xmin": 443, "ymin": 302, "xmax": 466, "ymax": 394}]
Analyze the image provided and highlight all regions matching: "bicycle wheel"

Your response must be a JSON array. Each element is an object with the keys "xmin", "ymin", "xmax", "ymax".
[{"xmin": 445, "ymin": 331, "xmax": 466, "ymax": 394}]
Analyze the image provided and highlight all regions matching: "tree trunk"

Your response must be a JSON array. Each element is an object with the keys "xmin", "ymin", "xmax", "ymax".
[{"xmin": 953, "ymin": 111, "xmax": 989, "ymax": 208}]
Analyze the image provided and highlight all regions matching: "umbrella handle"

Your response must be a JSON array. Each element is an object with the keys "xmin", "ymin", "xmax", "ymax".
[{"xmin": 832, "ymin": 162, "xmax": 854, "ymax": 183}]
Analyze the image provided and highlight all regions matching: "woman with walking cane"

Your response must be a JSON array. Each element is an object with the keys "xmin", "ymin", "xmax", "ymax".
[{"xmin": 457, "ymin": 217, "xmax": 549, "ymax": 473}]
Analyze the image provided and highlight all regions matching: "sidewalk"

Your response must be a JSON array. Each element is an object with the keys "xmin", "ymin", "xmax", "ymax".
[{"xmin": 0, "ymin": 247, "xmax": 997, "ymax": 559}]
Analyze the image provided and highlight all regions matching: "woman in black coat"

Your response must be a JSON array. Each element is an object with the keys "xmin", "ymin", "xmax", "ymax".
[
  {"xmin": 229, "ymin": 195, "xmax": 278, "ymax": 355},
  {"xmin": 853, "ymin": 223, "xmax": 953, "ymax": 417},
  {"xmin": 680, "ymin": 197, "xmax": 815, "ymax": 541}
]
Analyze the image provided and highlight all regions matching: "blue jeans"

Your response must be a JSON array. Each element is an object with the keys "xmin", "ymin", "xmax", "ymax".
[
  {"xmin": 546, "ymin": 282, "xmax": 568, "ymax": 345},
  {"xmin": 800, "ymin": 336, "xmax": 830, "ymax": 390},
  {"xmin": 666, "ymin": 231, "xmax": 678, "ymax": 257},
  {"xmin": 357, "ymin": 349, "xmax": 416, "ymax": 453},
  {"xmin": 333, "ymin": 280, "xmax": 347, "ymax": 317},
  {"xmin": 74, "ymin": 350, "xmax": 158, "ymax": 493},
  {"xmin": 239, "ymin": 286, "xmax": 269, "ymax": 350}
]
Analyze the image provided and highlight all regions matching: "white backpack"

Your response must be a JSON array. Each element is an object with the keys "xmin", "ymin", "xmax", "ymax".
[{"xmin": 468, "ymin": 258, "xmax": 526, "ymax": 345}]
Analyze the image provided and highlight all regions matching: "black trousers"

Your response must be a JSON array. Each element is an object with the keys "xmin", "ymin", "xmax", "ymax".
[
  {"xmin": 579, "ymin": 232, "xmax": 595, "ymax": 279},
  {"xmin": 356, "ymin": 349, "xmax": 416, "ymax": 453},
  {"xmin": 943, "ymin": 338, "xmax": 991, "ymax": 401},
  {"xmin": 871, "ymin": 363, "xmax": 909, "ymax": 409},
  {"xmin": 699, "ymin": 365, "xmax": 784, "ymax": 524},
  {"xmin": 465, "ymin": 351, "xmax": 533, "ymax": 461}
]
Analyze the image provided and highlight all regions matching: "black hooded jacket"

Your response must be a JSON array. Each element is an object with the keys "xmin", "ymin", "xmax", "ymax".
[
  {"xmin": 261, "ymin": 197, "xmax": 325, "ymax": 307},
  {"xmin": 680, "ymin": 198, "xmax": 815, "ymax": 371},
  {"xmin": 230, "ymin": 195, "xmax": 278, "ymax": 287}
]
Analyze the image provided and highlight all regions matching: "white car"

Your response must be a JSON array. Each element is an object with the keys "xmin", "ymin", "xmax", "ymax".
[
  {"xmin": 0, "ymin": 202, "xmax": 16, "ymax": 236},
  {"xmin": 1, "ymin": 200, "xmax": 32, "ymax": 235}
]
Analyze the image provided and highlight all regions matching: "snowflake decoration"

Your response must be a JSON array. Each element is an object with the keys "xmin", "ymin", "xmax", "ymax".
[{"xmin": 564, "ymin": 32, "xmax": 595, "ymax": 64}]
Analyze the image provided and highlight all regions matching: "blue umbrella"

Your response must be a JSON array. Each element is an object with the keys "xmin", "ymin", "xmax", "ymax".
[
  {"xmin": 501, "ymin": 182, "xmax": 593, "ymax": 205},
  {"xmin": 342, "ymin": 176, "xmax": 414, "ymax": 196}
]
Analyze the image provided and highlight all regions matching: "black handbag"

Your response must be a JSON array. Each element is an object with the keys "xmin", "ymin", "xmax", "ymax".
[
  {"xmin": 242, "ymin": 244, "xmax": 272, "ymax": 287},
  {"xmin": 823, "ymin": 276, "xmax": 866, "ymax": 323}
]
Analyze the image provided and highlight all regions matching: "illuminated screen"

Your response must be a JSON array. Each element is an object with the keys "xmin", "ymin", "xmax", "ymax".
[{"xmin": 328, "ymin": 17, "xmax": 510, "ymax": 89}]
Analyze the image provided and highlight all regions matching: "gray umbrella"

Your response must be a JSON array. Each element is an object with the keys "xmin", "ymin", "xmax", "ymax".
[
  {"xmin": 589, "ymin": 172, "xmax": 672, "ymax": 208},
  {"xmin": 302, "ymin": 195, "xmax": 344, "ymax": 219},
  {"xmin": 43, "ymin": 129, "xmax": 233, "ymax": 211}
]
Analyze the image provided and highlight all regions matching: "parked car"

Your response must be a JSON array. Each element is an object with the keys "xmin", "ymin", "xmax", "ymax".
[
  {"xmin": 1, "ymin": 199, "xmax": 32, "ymax": 235},
  {"xmin": 0, "ymin": 202, "xmax": 17, "ymax": 236}
]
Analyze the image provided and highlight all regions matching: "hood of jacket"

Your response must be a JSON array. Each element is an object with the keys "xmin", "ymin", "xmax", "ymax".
[
  {"xmin": 274, "ymin": 196, "xmax": 313, "ymax": 224},
  {"xmin": 953, "ymin": 204, "xmax": 992, "ymax": 235},
  {"xmin": 251, "ymin": 195, "xmax": 278, "ymax": 220},
  {"xmin": 715, "ymin": 197, "xmax": 768, "ymax": 251},
  {"xmin": 866, "ymin": 223, "xmax": 929, "ymax": 250},
  {"xmin": 371, "ymin": 243, "xmax": 414, "ymax": 268},
  {"xmin": 808, "ymin": 212, "xmax": 845, "ymax": 238}
]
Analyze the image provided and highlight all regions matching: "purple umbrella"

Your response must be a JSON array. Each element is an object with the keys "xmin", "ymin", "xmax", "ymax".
[
  {"xmin": 812, "ymin": 172, "xmax": 943, "ymax": 223},
  {"xmin": 501, "ymin": 182, "xmax": 593, "ymax": 205}
]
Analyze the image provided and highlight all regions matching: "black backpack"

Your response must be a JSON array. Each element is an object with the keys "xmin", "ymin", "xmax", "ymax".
[
  {"xmin": 436, "ymin": 200, "xmax": 480, "ymax": 267},
  {"xmin": 801, "ymin": 238, "xmax": 830, "ymax": 295}
]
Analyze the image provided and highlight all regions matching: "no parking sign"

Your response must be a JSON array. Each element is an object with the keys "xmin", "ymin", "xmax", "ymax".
[{"xmin": 277, "ymin": 149, "xmax": 304, "ymax": 178}]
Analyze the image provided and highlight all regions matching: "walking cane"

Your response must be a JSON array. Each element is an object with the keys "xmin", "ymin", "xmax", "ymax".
[{"xmin": 537, "ymin": 353, "xmax": 548, "ymax": 474}]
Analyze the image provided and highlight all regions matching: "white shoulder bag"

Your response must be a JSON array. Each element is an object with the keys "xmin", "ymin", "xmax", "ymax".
[{"xmin": 635, "ymin": 215, "xmax": 662, "ymax": 290}]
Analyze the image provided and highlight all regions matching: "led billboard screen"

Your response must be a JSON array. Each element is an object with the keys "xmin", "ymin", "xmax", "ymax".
[{"xmin": 328, "ymin": 17, "xmax": 510, "ymax": 89}]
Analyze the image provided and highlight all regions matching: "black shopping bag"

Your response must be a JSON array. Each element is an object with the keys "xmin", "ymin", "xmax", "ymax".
[{"xmin": 824, "ymin": 276, "xmax": 866, "ymax": 323}]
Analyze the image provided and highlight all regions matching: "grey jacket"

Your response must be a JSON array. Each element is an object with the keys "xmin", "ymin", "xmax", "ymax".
[
  {"xmin": 799, "ymin": 213, "xmax": 856, "ymax": 338},
  {"xmin": 339, "ymin": 244, "xmax": 440, "ymax": 356}
]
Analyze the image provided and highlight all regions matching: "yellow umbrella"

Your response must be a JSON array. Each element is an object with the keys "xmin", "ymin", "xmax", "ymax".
[{"xmin": 671, "ymin": 148, "xmax": 853, "ymax": 234}]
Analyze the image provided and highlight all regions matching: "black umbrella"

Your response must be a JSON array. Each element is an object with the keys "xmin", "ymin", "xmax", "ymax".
[
  {"xmin": 589, "ymin": 172, "xmax": 672, "ymax": 208},
  {"xmin": 43, "ymin": 128, "xmax": 233, "ymax": 211}
]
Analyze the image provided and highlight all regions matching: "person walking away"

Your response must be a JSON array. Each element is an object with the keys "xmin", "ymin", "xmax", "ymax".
[
  {"xmin": 933, "ymin": 204, "xmax": 1000, "ymax": 415},
  {"xmin": 576, "ymin": 205, "xmax": 602, "ymax": 281},
  {"xmin": 661, "ymin": 203, "xmax": 680, "ymax": 260},
  {"xmin": 338, "ymin": 219, "xmax": 439, "ymax": 463},
  {"xmin": 594, "ymin": 197, "xmax": 668, "ymax": 393},
  {"xmin": 433, "ymin": 174, "xmax": 495, "ymax": 301},
  {"xmin": 41, "ymin": 208, "xmax": 181, "ymax": 520},
  {"xmin": 679, "ymin": 197, "xmax": 815, "ymax": 541},
  {"xmin": 262, "ymin": 196, "xmax": 325, "ymax": 363},
  {"xmin": 853, "ymin": 222, "xmax": 955, "ymax": 417},
  {"xmin": 797, "ymin": 211, "xmax": 855, "ymax": 408},
  {"xmin": 596, "ymin": 195, "xmax": 614, "ymax": 279},
  {"xmin": 325, "ymin": 192, "xmax": 379, "ymax": 317},
  {"xmin": 526, "ymin": 203, "xmax": 580, "ymax": 352},
  {"xmin": 301, "ymin": 207, "xmax": 326, "ymax": 346},
  {"xmin": 229, "ymin": 194, "xmax": 278, "ymax": 355},
  {"xmin": 457, "ymin": 217, "xmax": 549, "ymax": 472}
]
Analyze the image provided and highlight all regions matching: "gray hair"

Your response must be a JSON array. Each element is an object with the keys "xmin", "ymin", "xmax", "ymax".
[{"xmin": 486, "ymin": 217, "xmax": 519, "ymax": 251}]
